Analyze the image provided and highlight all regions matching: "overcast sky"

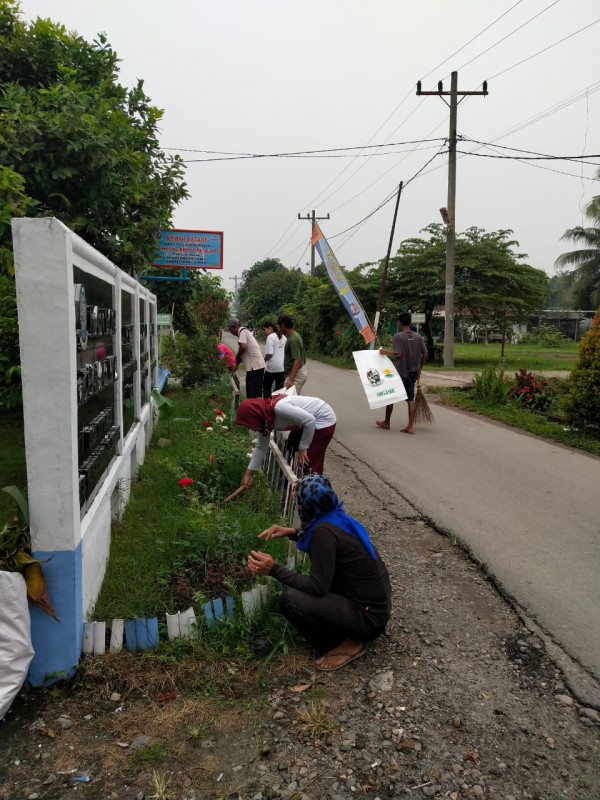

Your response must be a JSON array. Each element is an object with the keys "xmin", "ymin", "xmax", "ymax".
[{"xmin": 19, "ymin": 0, "xmax": 600, "ymax": 294}]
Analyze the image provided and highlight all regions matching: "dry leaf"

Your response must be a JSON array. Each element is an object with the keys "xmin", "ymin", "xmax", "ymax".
[
  {"xmin": 20, "ymin": 559, "xmax": 59, "ymax": 621},
  {"xmin": 480, "ymin": 691, "xmax": 492, "ymax": 700},
  {"xmin": 290, "ymin": 683, "xmax": 312, "ymax": 693},
  {"xmin": 464, "ymin": 749, "xmax": 479, "ymax": 763}
]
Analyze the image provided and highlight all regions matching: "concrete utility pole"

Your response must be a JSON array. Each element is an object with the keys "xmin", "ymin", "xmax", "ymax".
[
  {"xmin": 229, "ymin": 274, "xmax": 240, "ymax": 312},
  {"xmin": 417, "ymin": 71, "xmax": 488, "ymax": 367},
  {"xmin": 298, "ymin": 209, "xmax": 330, "ymax": 276}
]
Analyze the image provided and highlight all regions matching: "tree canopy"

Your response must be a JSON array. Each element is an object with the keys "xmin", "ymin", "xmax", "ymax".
[
  {"xmin": 238, "ymin": 258, "xmax": 303, "ymax": 321},
  {"xmin": 0, "ymin": 0, "xmax": 188, "ymax": 276},
  {"xmin": 384, "ymin": 224, "xmax": 549, "ymax": 346}
]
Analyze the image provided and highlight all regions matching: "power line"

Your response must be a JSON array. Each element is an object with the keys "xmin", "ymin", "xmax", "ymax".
[
  {"xmin": 454, "ymin": 0, "xmax": 562, "ymax": 75},
  {"xmin": 487, "ymin": 17, "xmax": 600, "ymax": 82}
]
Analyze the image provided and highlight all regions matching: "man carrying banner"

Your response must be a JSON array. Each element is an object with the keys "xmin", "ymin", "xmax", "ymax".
[
  {"xmin": 376, "ymin": 312, "xmax": 427, "ymax": 434},
  {"xmin": 278, "ymin": 314, "xmax": 308, "ymax": 394}
]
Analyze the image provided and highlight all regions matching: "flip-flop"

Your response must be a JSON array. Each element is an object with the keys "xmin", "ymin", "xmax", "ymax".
[
  {"xmin": 315, "ymin": 646, "xmax": 366, "ymax": 672},
  {"xmin": 375, "ymin": 421, "xmax": 390, "ymax": 430}
]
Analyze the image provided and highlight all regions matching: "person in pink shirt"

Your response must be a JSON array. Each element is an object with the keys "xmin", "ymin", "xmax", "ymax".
[{"xmin": 217, "ymin": 342, "xmax": 236, "ymax": 371}]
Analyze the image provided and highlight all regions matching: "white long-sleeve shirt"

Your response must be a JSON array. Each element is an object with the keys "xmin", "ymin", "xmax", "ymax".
[{"xmin": 247, "ymin": 395, "xmax": 336, "ymax": 471}]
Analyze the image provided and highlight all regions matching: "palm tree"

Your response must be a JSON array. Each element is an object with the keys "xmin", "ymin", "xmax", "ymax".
[{"xmin": 555, "ymin": 174, "xmax": 600, "ymax": 308}]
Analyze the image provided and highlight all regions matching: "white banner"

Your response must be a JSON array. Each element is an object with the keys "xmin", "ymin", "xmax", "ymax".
[{"xmin": 352, "ymin": 350, "xmax": 407, "ymax": 409}]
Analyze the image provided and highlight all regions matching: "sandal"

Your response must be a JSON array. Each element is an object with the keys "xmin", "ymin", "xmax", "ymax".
[{"xmin": 315, "ymin": 646, "xmax": 366, "ymax": 672}]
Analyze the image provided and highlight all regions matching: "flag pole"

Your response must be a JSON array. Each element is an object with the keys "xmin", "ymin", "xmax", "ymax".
[{"xmin": 370, "ymin": 181, "xmax": 403, "ymax": 349}]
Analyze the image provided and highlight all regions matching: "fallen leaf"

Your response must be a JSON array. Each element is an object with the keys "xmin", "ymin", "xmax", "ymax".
[
  {"xmin": 290, "ymin": 683, "xmax": 312, "ymax": 693},
  {"xmin": 35, "ymin": 725, "xmax": 56, "ymax": 738},
  {"xmin": 158, "ymin": 691, "xmax": 177, "ymax": 703},
  {"xmin": 464, "ymin": 749, "xmax": 479, "ymax": 763},
  {"xmin": 17, "ymin": 555, "xmax": 58, "ymax": 621},
  {"xmin": 480, "ymin": 691, "xmax": 492, "ymax": 700},
  {"xmin": 115, "ymin": 742, "xmax": 129, "ymax": 748}
]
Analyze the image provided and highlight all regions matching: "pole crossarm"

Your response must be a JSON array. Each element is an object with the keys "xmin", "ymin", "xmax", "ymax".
[{"xmin": 298, "ymin": 209, "xmax": 330, "ymax": 276}]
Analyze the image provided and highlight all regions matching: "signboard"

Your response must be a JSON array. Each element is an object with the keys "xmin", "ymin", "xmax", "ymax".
[
  {"xmin": 311, "ymin": 224, "xmax": 375, "ymax": 345},
  {"xmin": 352, "ymin": 350, "xmax": 407, "ymax": 409},
  {"xmin": 152, "ymin": 229, "xmax": 224, "ymax": 269},
  {"xmin": 411, "ymin": 313, "xmax": 426, "ymax": 324},
  {"xmin": 156, "ymin": 314, "xmax": 171, "ymax": 326}
]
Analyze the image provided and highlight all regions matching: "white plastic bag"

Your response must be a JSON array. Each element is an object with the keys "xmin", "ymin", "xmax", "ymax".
[
  {"xmin": 352, "ymin": 350, "xmax": 408, "ymax": 409},
  {"xmin": 0, "ymin": 571, "xmax": 35, "ymax": 720},
  {"xmin": 272, "ymin": 384, "xmax": 297, "ymax": 398}
]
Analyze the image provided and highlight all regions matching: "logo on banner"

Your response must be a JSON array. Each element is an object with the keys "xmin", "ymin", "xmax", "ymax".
[{"xmin": 366, "ymin": 369, "xmax": 382, "ymax": 386}]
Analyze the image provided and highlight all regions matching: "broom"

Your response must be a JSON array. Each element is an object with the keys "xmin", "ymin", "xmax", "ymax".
[{"xmin": 414, "ymin": 378, "xmax": 435, "ymax": 424}]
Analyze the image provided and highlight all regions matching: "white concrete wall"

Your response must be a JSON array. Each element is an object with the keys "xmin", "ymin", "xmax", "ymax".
[{"xmin": 12, "ymin": 218, "xmax": 158, "ymax": 681}]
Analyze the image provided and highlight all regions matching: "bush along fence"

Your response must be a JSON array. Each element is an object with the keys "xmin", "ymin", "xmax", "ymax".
[
  {"xmin": 12, "ymin": 218, "xmax": 158, "ymax": 685},
  {"xmin": 79, "ymin": 429, "xmax": 301, "ymax": 656}
]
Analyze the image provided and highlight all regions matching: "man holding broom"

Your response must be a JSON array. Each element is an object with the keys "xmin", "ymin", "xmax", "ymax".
[{"xmin": 376, "ymin": 312, "xmax": 427, "ymax": 434}]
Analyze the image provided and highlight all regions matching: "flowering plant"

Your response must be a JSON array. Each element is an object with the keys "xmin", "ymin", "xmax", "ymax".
[
  {"xmin": 179, "ymin": 478, "xmax": 194, "ymax": 487},
  {"xmin": 508, "ymin": 369, "xmax": 553, "ymax": 411}
]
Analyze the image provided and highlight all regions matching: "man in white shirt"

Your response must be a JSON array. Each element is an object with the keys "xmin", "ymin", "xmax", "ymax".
[{"xmin": 226, "ymin": 317, "xmax": 265, "ymax": 399}]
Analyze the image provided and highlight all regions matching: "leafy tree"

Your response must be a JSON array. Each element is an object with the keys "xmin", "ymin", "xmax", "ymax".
[
  {"xmin": 238, "ymin": 258, "xmax": 286, "ymax": 310},
  {"xmin": 0, "ymin": 1, "xmax": 188, "ymax": 276},
  {"xmin": 562, "ymin": 307, "xmax": 600, "ymax": 427},
  {"xmin": 0, "ymin": 1, "xmax": 188, "ymax": 409},
  {"xmin": 555, "ymin": 174, "xmax": 600, "ymax": 309},
  {"xmin": 385, "ymin": 224, "xmax": 549, "ymax": 354}
]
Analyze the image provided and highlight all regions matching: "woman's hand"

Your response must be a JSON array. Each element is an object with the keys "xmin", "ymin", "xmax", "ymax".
[
  {"xmin": 258, "ymin": 524, "xmax": 295, "ymax": 541},
  {"xmin": 240, "ymin": 469, "xmax": 254, "ymax": 489},
  {"xmin": 247, "ymin": 550, "xmax": 275, "ymax": 575},
  {"xmin": 297, "ymin": 449, "xmax": 309, "ymax": 466}
]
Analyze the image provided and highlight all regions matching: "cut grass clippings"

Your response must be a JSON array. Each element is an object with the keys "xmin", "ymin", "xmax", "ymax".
[{"xmin": 436, "ymin": 387, "xmax": 600, "ymax": 456}]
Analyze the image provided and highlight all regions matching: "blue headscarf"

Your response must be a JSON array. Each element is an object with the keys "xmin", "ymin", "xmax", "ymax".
[{"xmin": 295, "ymin": 474, "xmax": 377, "ymax": 560}]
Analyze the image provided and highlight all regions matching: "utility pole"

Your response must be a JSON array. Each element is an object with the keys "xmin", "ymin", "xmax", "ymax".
[
  {"xmin": 298, "ymin": 209, "xmax": 330, "ymax": 276},
  {"xmin": 229, "ymin": 274, "xmax": 240, "ymax": 312},
  {"xmin": 417, "ymin": 71, "xmax": 488, "ymax": 367}
]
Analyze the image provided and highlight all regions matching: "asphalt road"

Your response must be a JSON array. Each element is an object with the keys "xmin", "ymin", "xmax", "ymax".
[{"xmin": 297, "ymin": 357, "xmax": 600, "ymax": 680}]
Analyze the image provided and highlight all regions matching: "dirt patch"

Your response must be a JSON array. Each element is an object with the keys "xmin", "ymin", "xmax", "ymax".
[{"xmin": 1, "ymin": 442, "xmax": 599, "ymax": 800}]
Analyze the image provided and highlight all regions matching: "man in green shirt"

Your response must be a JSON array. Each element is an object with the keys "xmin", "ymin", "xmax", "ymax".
[{"xmin": 278, "ymin": 314, "xmax": 308, "ymax": 394}]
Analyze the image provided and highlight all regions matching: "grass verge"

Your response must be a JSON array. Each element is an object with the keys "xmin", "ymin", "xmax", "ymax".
[
  {"xmin": 436, "ymin": 387, "xmax": 600, "ymax": 456},
  {"xmin": 308, "ymin": 342, "xmax": 577, "ymax": 372}
]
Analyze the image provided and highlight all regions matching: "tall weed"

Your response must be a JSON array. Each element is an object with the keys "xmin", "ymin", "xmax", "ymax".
[{"xmin": 472, "ymin": 362, "xmax": 511, "ymax": 404}]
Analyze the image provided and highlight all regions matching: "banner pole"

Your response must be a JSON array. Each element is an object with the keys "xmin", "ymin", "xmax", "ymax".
[{"xmin": 370, "ymin": 181, "xmax": 403, "ymax": 350}]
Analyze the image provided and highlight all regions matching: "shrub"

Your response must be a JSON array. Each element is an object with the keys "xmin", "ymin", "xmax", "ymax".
[
  {"xmin": 0, "ymin": 276, "xmax": 22, "ymax": 410},
  {"xmin": 162, "ymin": 330, "xmax": 226, "ymax": 387},
  {"xmin": 508, "ymin": 368, "xmax": 554, "ymax": 411},
  {"xmin": 520, "ymin": 324, "xmax": 568, "ymax": 347},
  {"xmin": 472, "ymin": 362, "xmax": 511, "ymax": 403},
  {"xmin": 562, "ymin": 309, "xmax": 600, "ymax": 428}
]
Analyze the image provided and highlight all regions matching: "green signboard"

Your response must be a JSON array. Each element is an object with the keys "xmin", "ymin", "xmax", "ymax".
[{"xmin": 157, "ymin": 314, "xmax": 171, "ymax": 327}]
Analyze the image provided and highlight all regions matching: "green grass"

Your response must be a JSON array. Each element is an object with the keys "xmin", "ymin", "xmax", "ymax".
[
  {"xmin": 427, "ymin": 342, "xmax": 578, "ymax": 371},
  {"xmin": 93, "ymin": 386, "xmax": 288, "ymax": 623},
  {"xmin": 0, "ymin": 406, "xmax": 27, "ymax": 524},
  {"xmin": 309, "ymin": 341, "xmax": 578, "ymax": 372},
  {"xmin": 437, "ymin": 387, "xmax": 600, "ymax": 455}
]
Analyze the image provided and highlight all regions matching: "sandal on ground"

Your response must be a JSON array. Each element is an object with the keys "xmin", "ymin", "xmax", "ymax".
[
  {"xmin": 315, "ymin": 646, "xmax": 366, "ymax": 672},
  {"xmin": 375, "ymin": 421, "xmax": 390, "ymax": 429}
]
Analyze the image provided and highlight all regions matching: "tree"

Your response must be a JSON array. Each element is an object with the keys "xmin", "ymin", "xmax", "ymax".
[
  {"xmin": 238, "ymin": 259, "xmax": 303, "ymax": 322},
  {"xmin": 555, "ymin": 175, "xmax": 600, "ymax": 309},
  {"xmin": 385, "ymin": 224, "xmax": 549, "ymax": 354},
  {"xmin": 0, "ymin": 1, "xmax": 188, "ymax": 409},
  {"xmin": 0, "ymin": 1, "xmax": 188, "ymax": 276}
]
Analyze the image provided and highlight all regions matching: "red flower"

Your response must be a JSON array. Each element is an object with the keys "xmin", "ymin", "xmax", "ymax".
[
  {"xmin": 202, "ymin": 421, "xmax": 210, "ymax": 427},
  {"xmin": 179, "ymin": 478, "xmax": 193, "ymax": 487},
  {"xmin": 209, "ymin": 455, "xmax": 215, "ymax": 461},
  {"xmin": 214, "ymin": 408, "xmax": 223, "ymax": 415}
]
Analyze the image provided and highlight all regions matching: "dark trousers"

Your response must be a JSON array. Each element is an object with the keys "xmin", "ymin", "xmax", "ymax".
[
  {"xmin": 287, "ymin": 423, "xmax": 336, "ymax": 475},
  {"xmin": 245, "ymin": 368, "xmax": 264, "ymax": 399},
  {"xmin": 263, "ymin": 370, "xmax": 285, "ymax": 398},
  {"xmin": 280, "ymin": 589, "xmax": 386, "ymax": 655}
]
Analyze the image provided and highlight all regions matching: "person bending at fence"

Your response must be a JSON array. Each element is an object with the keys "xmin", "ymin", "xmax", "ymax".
[
  {"xmin": 235, "ymin": 394, "xmax": 336, "ymax": 489},
  {"xmin": 247, "ymin": 474, "xmax": 391, "ymax": 671}
]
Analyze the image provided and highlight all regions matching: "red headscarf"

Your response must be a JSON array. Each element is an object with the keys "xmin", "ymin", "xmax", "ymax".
[{"xmin": 235, "ymin": 395, "xmax": 285, "ymax": 435}]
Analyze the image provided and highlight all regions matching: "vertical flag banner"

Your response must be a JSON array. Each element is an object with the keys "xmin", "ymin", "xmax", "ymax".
[
  {"xmin": 311, "ymin": 224, "xmax": 376, "ymax": 345},
  {"xmin": 352, "ymin": 350, "xmax": 407, "ymax": 409}
]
